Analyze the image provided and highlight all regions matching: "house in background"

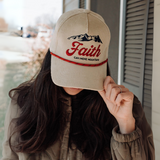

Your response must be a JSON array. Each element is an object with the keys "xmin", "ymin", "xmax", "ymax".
[{"xmin": 62, "ymin": 0, "xmax": 159, "ymax": 159}]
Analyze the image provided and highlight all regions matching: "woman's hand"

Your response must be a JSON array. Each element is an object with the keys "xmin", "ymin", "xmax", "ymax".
[{"xmin": 98, "ymin": 76, "xmax": 135, "ymax": 134}]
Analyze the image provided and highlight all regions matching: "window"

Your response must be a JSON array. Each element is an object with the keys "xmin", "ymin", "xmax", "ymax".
[
  {"xmin": 119, "ymin": 0, "xmax": 154, "ymax": 125},
  {"xmin": 79, "ymin": 0, "xmax": 86, "ymax": 9}
]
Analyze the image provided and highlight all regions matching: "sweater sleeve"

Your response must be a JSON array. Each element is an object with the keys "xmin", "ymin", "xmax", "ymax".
[
  {"xmin": 110, "ymin": 95, "xmax": 155, "ymax": 160},
  {"xmin": 1, "ymin": 96, "xmax": 19, "ymax": 160}
]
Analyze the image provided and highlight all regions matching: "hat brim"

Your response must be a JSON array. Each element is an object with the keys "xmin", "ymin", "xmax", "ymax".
[{"xmin": 51, "ymin": 55, "xmax": 107, "ymax": 91}]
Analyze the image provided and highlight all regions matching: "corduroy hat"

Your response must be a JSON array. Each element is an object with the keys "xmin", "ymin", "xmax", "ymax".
[{"xmin": 50, "ymin": 9, "xmax": 111, "ymax": 91}]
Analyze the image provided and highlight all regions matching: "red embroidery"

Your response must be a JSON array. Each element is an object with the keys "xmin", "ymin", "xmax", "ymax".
[
  {"xmin": 66, "ymin": 41, "xmax": 101, "ymax": 57},
  {"xmin": 50, "ymin": 52, "xmax": 108, "ymax": 67},
  {"xmin": 66, "ymin": 41, "xmax": 83, "ymax": 56}
]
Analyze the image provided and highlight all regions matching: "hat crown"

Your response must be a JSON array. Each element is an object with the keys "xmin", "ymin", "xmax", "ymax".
[
  {"xmin": 55, "ymin": 9, "xmax": 106, "ymax": 32},
  {"xmin": 50, "ymin": 9, "xmax": 111, "ymax": 60}
]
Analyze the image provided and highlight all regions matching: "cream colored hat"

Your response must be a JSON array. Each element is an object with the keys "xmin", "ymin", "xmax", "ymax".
[{"xmin": 50, "ymin": 9, "xmax": 111, "ymax": 91}]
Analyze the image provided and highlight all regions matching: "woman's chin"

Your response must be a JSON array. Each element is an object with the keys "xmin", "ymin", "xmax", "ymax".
[{"xmin": 63, "ymin": 87, "xmax": 83, "ymax": 95}]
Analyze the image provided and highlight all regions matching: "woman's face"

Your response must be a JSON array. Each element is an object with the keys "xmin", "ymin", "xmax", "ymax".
[{"xmin": 63, "ymin": 87, "xmax": 83, "ymax": 95}]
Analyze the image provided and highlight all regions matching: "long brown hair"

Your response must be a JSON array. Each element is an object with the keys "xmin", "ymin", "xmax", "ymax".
[{"xmin": 9, "ymin": 49, "xmax": 116, "ymax": 160}]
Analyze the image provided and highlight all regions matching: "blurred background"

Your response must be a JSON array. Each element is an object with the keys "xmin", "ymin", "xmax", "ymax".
[
  {"xmin": 0, "ymin": 0, "xmax": 160, "ymax": 159},
  {"xmin": 0, "ymin": 0, "xmax": 62, "ymax": 157}
]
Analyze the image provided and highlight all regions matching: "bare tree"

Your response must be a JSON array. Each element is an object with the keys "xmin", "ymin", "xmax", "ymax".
[{"xmin": 35, "ymin": 13, "xmax": 56, "ymax": 29}]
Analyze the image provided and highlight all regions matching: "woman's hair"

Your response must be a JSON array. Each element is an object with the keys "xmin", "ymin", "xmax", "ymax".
[{"xmin": 9, "ymin": 49, "xmax": 116, "ymax": 160}]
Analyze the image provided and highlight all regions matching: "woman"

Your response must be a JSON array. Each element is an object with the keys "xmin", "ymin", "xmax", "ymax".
[{"xmin": 1, "ymin": 9, "xmax": 155, "ymax": 160}]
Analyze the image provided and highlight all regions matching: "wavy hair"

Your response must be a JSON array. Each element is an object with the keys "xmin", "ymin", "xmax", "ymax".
[{"xmin": 9, "ymin": 49, "xmax": 116, "ymax": 160}]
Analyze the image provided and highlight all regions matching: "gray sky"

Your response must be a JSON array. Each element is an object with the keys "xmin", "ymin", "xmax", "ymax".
[{"xmin": 0, "ymin": 0, "xmax": 62, "ymax": 27}]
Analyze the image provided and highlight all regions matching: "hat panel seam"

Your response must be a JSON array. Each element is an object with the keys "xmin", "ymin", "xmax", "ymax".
[
  {"xmin": 88, "ymin": 12, "xmax": 111, "ymax": 41},
  {"xmin": 87, "ymin": 13, "xmax": 89, "ymax": 33},
  {"xmin": 57, "ymin": 13, "xmax": 88, "ymax": 33},
  {"xmin": 88, "ymin": 12, "xmax": 105, "ymax": 22}
]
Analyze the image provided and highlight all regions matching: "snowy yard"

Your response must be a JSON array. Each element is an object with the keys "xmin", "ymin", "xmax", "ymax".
[{"xmin": 0, "ymin": 34, "xmax": 41, "ymax": 158}]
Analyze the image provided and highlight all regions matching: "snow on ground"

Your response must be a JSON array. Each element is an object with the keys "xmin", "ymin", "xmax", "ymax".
[{"xmin": 0, "ymin": 50, "xmax": 30, "ymax": 63}]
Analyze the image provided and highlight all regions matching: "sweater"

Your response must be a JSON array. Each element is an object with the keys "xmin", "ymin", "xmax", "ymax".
[{"xmin": 1, "ymin": 94, "xmax": 155, "ymax": 160}]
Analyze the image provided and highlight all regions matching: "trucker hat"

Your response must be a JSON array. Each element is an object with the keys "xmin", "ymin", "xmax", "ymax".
[{"xmin": 50, "ymin": 9, "xmax": 111, "ymax": 91}]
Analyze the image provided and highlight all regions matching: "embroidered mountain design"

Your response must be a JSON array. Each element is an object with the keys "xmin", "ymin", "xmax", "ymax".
[{"xmin": 68, "ymin": 33, "xmax": 103, "ymax": 43}]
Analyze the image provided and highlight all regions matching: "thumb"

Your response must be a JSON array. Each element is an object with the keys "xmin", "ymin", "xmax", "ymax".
[{"xmin": 98, "ymin": 90, "xmax": 106, "ymax": 101}]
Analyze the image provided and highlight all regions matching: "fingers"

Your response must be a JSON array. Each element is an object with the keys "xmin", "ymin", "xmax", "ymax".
[
  {"xmin": 115, "ymin": 92, "xmax": 134, "ymax": 106},
  {"xmin": 98, "ymin": 85, "xmax": 129, "ymax": 106},
  {"xmin": 103, "ymin": 76, "xmax": 115, "ymax": 91},
  {"xmin": 103, "ymin": 76, "xmax": 125, "ymax": 98},
  {"xmin": 98, "ymin": 76, "xmax": 134, "ymax": 121},
  {"xmin": 98, "ymin": 89, "xmax": 106, "ymax": 101},
  {"xmin": 106, "ymin": 84, "xmax": 126, "ymax": 99},
  {"xmin": 99, "ymin": 76, "xmax": 130, "ymax": 106},
  {"xmin": 110, "ymin": 87, "xmax": 129, "ymax": 103}
]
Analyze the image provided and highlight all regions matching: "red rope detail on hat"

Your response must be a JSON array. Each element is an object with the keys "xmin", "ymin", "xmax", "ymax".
[{"xmin": 50, "ymin": 52, "xmax": 108, "ymax": 67}]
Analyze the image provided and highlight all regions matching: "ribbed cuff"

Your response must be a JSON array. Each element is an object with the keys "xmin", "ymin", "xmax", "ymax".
[{"xmin": 112, "ymin": 125, "xmax": 142, "ymax": 143}]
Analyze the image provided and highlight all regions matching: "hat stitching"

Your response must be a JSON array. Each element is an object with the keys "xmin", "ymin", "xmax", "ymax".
[{"xmin": 88, "ymin": 12, "xmax": 111, "ymax": 43}]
